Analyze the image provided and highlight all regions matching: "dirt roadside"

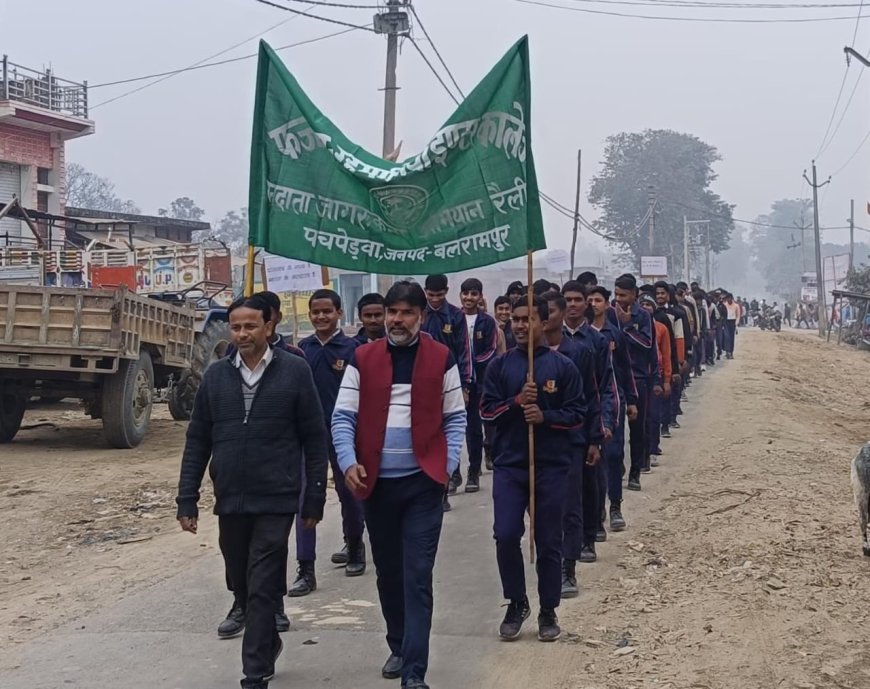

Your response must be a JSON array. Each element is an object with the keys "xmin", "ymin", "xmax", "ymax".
[
  {"xmin": 3, "ymin": 329, "xmax": 870, "ymax": 688},
  {"xmin": 482, "ymin": 329, "xmax": 870, "ymax": 689}
]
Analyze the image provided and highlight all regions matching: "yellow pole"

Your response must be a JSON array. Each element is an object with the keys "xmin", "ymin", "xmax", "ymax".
[
  {"xmin": 527, "ymin": 249, "xmax": 536, "ymax": 565},
  {"xmin": 244, "ymin": 245, "xmax": 256, "ymax": 297},
  {"xmin": 290, "ymin": 291, "xmax": 300, "ymax": 345}
]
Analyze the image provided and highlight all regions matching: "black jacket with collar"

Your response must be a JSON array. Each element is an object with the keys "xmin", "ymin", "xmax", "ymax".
[{"xmin": 175, "ymin": 348, "xmax": 328, "ymax": 520}]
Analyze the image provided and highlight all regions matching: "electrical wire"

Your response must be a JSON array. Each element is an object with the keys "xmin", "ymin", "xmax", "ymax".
[
  {"xmin": 89, "ymin": 27, "xmax": 361, "ymax": 109},
  {"xmin": 252, "ymin": 0, "xmax": 380, "ymax": 31},
  {"xmin": 814, "ymin": 67, "xmax": 851, "ymax": 159},
  {"xmin": 561, "ymin": 0, "xmax": 868, "ymax": 8},
  {"xmin": 271, "ymin": 0, "xmax": 382, "ymax": 7},
  {"xmin": 816, "ymin": 63, "xmax": 866, "ymax": 159},
  {"xmin": 829, "ymin": 125, "xmax": 870, "ymax": 176},
  {"xmin": 406, "ymin": 35, "xmax": 461, "ymax": 105},
  {"xmin": 516, "ymin": 0, "xmax": 870, "ymax": 21},
  {"xmin": 408, "ymin": 5, "xmax": 466, "ymax": 98}
]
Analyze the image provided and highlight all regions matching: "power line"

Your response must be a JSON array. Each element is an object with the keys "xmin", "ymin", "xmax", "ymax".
[
  {"xmin": 814, "ymin": 67, "xmax": 850, "ymax": 158},
  {"xmin": 272, "ymin": 0, "xmax": 382, "ymax": 7},
  {"xmin": 515, "ymin": 0, "xmax": 870, "ymax": 21},
  {"xmin": 90, "ymin": 27, "xmax": 361, "ymax": 109},
  {"xmin": 816, "ymin": 63, "xmax": 866, "ymax": 158},
  {"xmin": 405, "ymin": 35, "xmax": 461, "ymax": 105},
  {"xmin": 563, "ymin": 0, "xmax": 868, "ymax": 8},
  {"xmin": 408, "ymin": 5, "xmax": 466, "ymax": 98},
  {"xmin": 252, "ymin": 0, "xmax": 380, "ymax": 31},
  {"xmin": 829, "ymin": 124, "xmax": 870, "ymax": 175}
]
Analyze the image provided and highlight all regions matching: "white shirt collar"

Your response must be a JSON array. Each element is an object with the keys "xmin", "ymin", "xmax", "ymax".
[{"xmin": 234, "ymin": 345, "xmax": 274, "ymax": 373}]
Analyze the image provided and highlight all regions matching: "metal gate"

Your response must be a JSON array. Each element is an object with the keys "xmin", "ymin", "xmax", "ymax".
[{"xmin": 0, "ymin": 162, "xmax": 22, "ymax": 245}]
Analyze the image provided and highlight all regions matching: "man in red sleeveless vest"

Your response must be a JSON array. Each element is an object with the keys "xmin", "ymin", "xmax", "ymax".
[{"xmin": 332, "ymin": 280, "xmax": 466, "ymax": 689}]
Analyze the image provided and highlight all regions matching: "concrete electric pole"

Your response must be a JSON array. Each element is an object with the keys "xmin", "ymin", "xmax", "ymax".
[
  {"xmin": 570, "ymin": 149, "xmax": 582, "ymax": 277},
  {"xmin": 375, "ymin": 1, "xmax": 409, "ymax": 158},
  {"xmin": 850, "ymin": 198, "xmax": 855, "ymax": 272},
  {"xmin": 803, "ymin": 162, "xmax": 830, "ymax": 337}
]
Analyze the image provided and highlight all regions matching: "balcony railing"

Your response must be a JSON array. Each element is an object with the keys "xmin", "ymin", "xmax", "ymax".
[{"xmin": 1, "ymin": 55, "xmax": 88, "ymax": 119}]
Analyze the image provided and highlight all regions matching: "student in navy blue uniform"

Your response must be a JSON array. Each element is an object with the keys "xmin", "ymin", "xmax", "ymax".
[
  {"xmin": 560, "ymin": 282, "xmax": 615, "ymax": 559},
  {"xmin": 297, "ymin": 289, "xmax": 367, "ymax": 593},
  {"xmin": 459, "ymin": 278, "xmax": 499, "ymax": 493},
  {"xmin": 494, "ymin": 295, "xmax": 516, "ymax": 350},
  {"xmin": 505, "ymin": 281, "xmax": 524, "ymax": 305},
  {"xmin": 540, "ymin": 293, "xmax": 599, "ymax": 598},
  {"xmin": 423, "ymin": 274, "xmax": 472, "ymax": 495},
  {"xmin": 354, "ymin": 292, "xmax": 386, "ymax": 346},
  {"xmin": 613, "ymin": 274, "xmax": 659, "ymax": 492},
  {"xmin": 482, "ymin": 295, "xmax": 585, "ymax": 644},
  {"xmin": 587, "ymin": 285, "xmax": 638, "ymax": 532}
]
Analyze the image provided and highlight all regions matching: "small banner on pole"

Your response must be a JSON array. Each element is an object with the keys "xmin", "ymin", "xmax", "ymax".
[{"xmin": 248, "ymin": 36, "xmax": 545, "ymax": 274}]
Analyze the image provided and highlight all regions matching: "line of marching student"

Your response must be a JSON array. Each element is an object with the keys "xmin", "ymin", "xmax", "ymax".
[{"xmin": 174, "ymin": 272, "xmax": 740, "ymax": 689}]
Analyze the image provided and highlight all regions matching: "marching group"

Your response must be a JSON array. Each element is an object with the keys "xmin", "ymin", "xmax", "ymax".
[{"xmin": 175, "ymin": 272, "xmax": 742, "ymax": 689}]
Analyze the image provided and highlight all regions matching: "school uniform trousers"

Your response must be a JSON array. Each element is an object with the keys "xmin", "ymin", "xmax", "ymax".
[
  {"xmin": 628, "ymin": 377, "xmax": 649, "ymax": 475},
  {"xmin": 604, "ymin": 405, "xmax": 626, "ymax": 506}
]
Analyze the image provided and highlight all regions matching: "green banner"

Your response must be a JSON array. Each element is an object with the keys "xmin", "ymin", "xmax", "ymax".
[{"xmin": 248, "ymin": 36, "xmax": 545, "ymax": 274}]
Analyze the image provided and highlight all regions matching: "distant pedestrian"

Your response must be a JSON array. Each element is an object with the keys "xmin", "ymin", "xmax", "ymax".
[
  {"xmin": 332, "ymin": 280, "xmax": 466, "ymax": 689},
  {"xmin": 783, "ymin": 302, "xmax": 792, "ymax": 328},
  {"xmin": 724, "ymin": 293, "xmax": 740, "ymax": 358},
  {"xmin": 176, "ymin": 293, "xmax": 328, "ymax": 689}
]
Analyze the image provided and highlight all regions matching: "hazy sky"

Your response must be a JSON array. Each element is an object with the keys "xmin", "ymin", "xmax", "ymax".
[{"xmin": 4, "ymin": 0, "xmax": 869, "ymax": 251}]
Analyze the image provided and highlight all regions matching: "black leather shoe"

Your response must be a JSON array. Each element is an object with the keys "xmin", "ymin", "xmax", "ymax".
[
  {"xmin": 671, "ymin": 420, "xmax": 681, "ymax": 429},
  {"xmin": 275, "ymin": 607, "xmax": 290, "ymax": 633},
  {"xmin": 537, "ymin": 608, "xmax": 561, "ymax": 642},
  {"xmin": 465, "ymin": 470, "xmax": 480, "ymax": 493},
  {"xmin": 346, "ymin": 539, "xmax": 366, "ymax": 577},
  {"xmin": 561, "ymin": 560, "xmax": 578, "ymax": 598},
  {"xmin": 484, "ymin": 449, "xmax": 494, "ymax": 471},
  {"xmin": 331, "ymin": 543, "xmax": 348, "ymax": 565},
  {"xmin": 287, "ymin": 560, "xmax": 316, "ymax": 597},
  {"xmin": 447, "ymin": 469, "xmax": 462, "ymax": 494},
  {"xmin": 595, "ymin": 527, "xmax": 607, "ymax": 542},
  {"xmin": 442, "ymin": 492, "xmax": 452, "ymax": 512},
  {"xmin": 499, "ymin": 596, "xmax": 531, "ymax": 640},
  {"xmin": 217, "ymin": 601, "xmax": 245, "ymax": 639},
  {"xmin": 627, "ymin": 472, "xmax": 641, "ymax": 491},
  {"xmin": 382, "ymin": 653, "xmax": 403, "ymax": 679},
  {"xmin": 402, "ymin": 680, "xmax": 430, "ymax": 689},
  {"xmin": 610, "ymin": 507, "xmax": 626, "ymax": 531},
  {"xmin": 579, "ymin": 544, "xmax": 597, "ymax": 563}
]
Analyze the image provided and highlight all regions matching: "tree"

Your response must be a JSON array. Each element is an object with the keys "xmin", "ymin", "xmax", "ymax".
[
  {"xmin": 158, "ymin": 197, "xmax": 204, "ymax": 221},
  {"xmin": 66, "ymin": 163, "xmax": 140, "ymax": 213},
  {"xmin": 204, "ymin": 208, "xmax": 249, "ymax": 256},
  {"xmin": 750, "ymin": 198, "xmax": 814, "ymax": 300},
  {"xmin": 588, "ymin": 129, "xmax": 734, "ymax": 275}
]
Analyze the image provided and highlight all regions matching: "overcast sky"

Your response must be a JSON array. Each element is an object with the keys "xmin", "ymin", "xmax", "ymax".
[{"xmin": 4, "ymin": 0, "xmax": 869, "ymax": 251}]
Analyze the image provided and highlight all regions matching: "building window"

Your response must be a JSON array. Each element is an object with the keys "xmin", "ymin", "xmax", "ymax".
[
  {"xmin": 37, "ymin": 190, "xmax": 49, "ymax": 212},
  {"xmin": 37, "ymin": 167, "xmax": 50, "ymax": 185}
]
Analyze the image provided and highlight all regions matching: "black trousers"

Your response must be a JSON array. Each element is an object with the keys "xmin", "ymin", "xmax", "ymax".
[
  {"xmin": 364, "ymin": 472, "xmax": 445, "ymax": 685},
  {"xmin": 219, "ymin": 514, "xmax": 294, "ymax": 686}
]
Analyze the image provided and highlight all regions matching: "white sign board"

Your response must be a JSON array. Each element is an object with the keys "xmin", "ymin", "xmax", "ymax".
[
  {"xmin": 264, "ymin": 255, "xmax": 322, "ymax": 293},
  {"xmin": 545, "ymin": 249, "xmax": 571, "ymax": 274},
  {"xmin": 822, "ymin": 253, "xmax": 850, "ymax": 300},
  {"xmin": 640, "ymin": 256, "xmax": 668, "ymax": 277}
]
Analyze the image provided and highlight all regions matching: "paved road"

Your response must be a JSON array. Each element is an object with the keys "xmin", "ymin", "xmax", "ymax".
[{"xmin": 1, "ymin": 478, "xmax": 507, "ymax": 689}]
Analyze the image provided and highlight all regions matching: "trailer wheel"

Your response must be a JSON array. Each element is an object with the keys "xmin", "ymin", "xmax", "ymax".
[
  {"xmin": 168, "ymin": 371, "xmax": 197, "ymax": 421},
  {"xmin": 169, "ymin": 320, "xmax": 231, "ymax": 421},
  {"xmin": 0, "ymin": 382, "xmax": 27, "ymax": 443},
  {"xmin": 102, "ymin": 351, "xmax": 154, "ymax": 448}
]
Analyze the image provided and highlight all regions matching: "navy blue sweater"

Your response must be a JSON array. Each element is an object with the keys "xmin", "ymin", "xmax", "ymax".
[
  {"xmin": 298, "ymin": 330, "xmax": 359, "ymax": 426},
  {"xmin": 423, "ymin": 301, "xmax": 472, "ymax": 385},
  {"xmin": 563, "ymin": 323, "xmax": 615, "ymax": 433},
  {"xmin": 481, "ymin": 345, "xmax": 585, "ymax": 468},
  {"xmin": 555, "ymin": 338, "xmax": 602, "ymax": 447}
]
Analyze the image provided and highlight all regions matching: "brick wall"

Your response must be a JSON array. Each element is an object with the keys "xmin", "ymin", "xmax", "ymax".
[{"xmin": 0, "ymin": 122, "xmax": 54, "ymax": 207}]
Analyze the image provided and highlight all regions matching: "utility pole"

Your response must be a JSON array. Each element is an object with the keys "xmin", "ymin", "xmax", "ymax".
[
  {"xmin": 647, "ymin": 186, "xmax": 656, "ymax": 253},
  {"xmin": 850, "ymin": 198, "xmax": 855, "ymax": 272},
  {"xmin": 803, "ymin": 162, "xmax": 830, "ymax": 337},
  {"xmin": 569, "ymin": 149, "xmax": 582, "ymax": 277},
  {"xmin": 683, "ymin": 215, "xmax": 689, "ymax": 283},
  {"xmin": 793, "ymin": 214, "xmax": 811, "ymax": 272},
  {"xmin": 705, "ymin": 223, "xmax": 711, "ymax": 288}
]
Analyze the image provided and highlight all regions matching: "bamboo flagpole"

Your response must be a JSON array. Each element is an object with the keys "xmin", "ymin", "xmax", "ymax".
[
  {"xmin": 244, "ymin": 245, "xmax": 256, "ymax": 298},
  {"xmin": 526, "ymin": 249, "xmax": 536, "ymax": 564}
]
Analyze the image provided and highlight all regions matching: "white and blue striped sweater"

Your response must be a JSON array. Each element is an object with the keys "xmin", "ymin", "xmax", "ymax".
[{"xmin": 332, "ymin": 337, "xmax": 466, "ymax": 479}]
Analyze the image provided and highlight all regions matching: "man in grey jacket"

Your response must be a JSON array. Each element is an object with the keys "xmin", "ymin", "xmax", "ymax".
[{"xmin": 176, "ymin": 293, "xmax": 328, "ymax": 689}]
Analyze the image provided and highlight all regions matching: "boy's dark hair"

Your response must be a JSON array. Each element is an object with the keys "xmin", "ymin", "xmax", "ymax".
[
  {"xmin": 653, "ymin": 280, "xmax": 670, "ymax": 292},
  {"xmin": 513, "ymin": 294, "xmax": 549, "ymax": 322},
  {"xmin": 561, "ymin": 280, "xmax": 586, "ymax": 296},
  {"xmin": 505, "ymin": 280, "xmax": 524, "ymax": 296},
  {"xmin": 543, "ymin": 291, "xmax": 568, "ymax": 313},
  {"xmin": 460, "ymin": 277, "xmax": 483, "ymax": 293},
  {"xmin": 256, "ymin": 290, "xmax": 282, "ymax": 316},
  {"xmin": 586, "ymin": 285, "xmax": 611, "ymax": 301},
  {"xmin": 357, "ymin": 292, "xmax": 384, "ymax": 316},
  {"xmin": 614, "ymin": 273, "xmax": 638, "ymax": 291},
  {"xmin": 494, "ymin": 295, "xmax": 511, "ymax": 309},
  {"xmin": 424, "ymin": 274, "xmax": 449, "ymax": 291},
  {"xmin": 532, "ymin": 278, "xmax": 552, "ymax": 295},
  {"xmin": 309, "ymin": 288, "xmax": 341, "ymax": 310},
  {"xmin": 228, "ymin": 294, "xmax": 272, "ymax": 324},
  {"xmin": 576, "ymin": 271, "xmax": 598, "ymax": 286},
  {"xmin": 639, "ymin": 284, "xmax": 655, "ymax": 295},
  {"xmin": 385, "ymin": 280, "xmax": 427, "ymax": 310},
  {"xmin": 675, "ymin": 281, "xmax": 689, "ymax": 291}
]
